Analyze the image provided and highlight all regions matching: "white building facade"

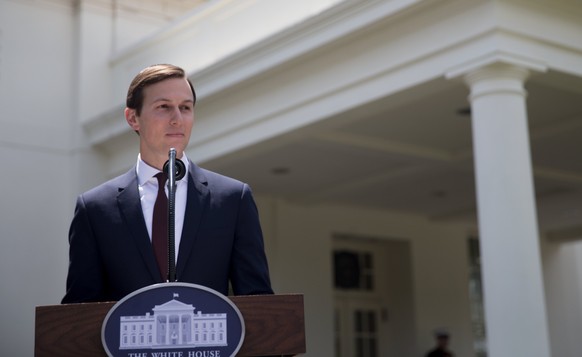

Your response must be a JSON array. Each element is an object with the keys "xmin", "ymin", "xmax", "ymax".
[
  {"xmin": 120, "ymin": 298, "xmax": 227, "ymax": 349},
  {"xmin": 1, "ymin": 0, "xmax": 581, "ymax": 356}
]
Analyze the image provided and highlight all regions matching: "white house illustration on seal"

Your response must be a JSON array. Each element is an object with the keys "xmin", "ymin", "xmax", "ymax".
[{"xmin": 119, "ymin": 294, "xmax": 227, "ymax": 349}]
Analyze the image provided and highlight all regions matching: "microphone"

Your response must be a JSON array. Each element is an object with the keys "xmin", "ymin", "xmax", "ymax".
[
  {"xmin": 162, "ymin": 148, "xmax": 185, "ymax": 282},
  {"xmin": 163, "ymin": 154, "xmax": 186, "ymax": 181}
]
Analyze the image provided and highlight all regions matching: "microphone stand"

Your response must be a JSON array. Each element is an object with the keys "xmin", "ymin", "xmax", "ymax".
[
  {"xmin": 164, "ymin": 148, "xmax": 186, "ymax": 282},
  {"xmin": 166, "ymin": 148, "xmax": 178, "ymax": 282}
]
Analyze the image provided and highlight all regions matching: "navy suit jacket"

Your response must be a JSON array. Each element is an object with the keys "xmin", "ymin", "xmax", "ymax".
[{"xmin": 62, "ymin": 161, "xmax": 273, "ymax": 303}]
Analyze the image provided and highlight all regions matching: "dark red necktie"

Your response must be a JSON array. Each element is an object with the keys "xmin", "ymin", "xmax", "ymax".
[{"xmin": 152, "ymin": 172, "xmax": 168, "ymax": 281}]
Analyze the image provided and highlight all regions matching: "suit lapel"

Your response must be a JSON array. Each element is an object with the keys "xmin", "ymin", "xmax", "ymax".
[
  {"xmin": 116, "ymin": 169, "xmax": 163, "ymax": 282},
  {"xmin": 176, "ymin": 161, "xmax": 209, "ymax": 278}
]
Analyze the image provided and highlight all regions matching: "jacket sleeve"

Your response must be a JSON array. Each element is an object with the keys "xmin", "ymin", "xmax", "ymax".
[
  {"xmin": 61, "ymin": 194, "xmax": 107, "ymax": 303},
  {"xmin": 229, "ymin": 184, "xmax": 274, "ymax": 296}
]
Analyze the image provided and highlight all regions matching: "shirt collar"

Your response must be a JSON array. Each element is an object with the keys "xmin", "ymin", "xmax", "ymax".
[{"xmin": 136, "ymin": 153, "xmax": 189, "ymax": 186}]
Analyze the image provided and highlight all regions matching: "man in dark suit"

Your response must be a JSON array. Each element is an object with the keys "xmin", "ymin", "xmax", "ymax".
[{"xmin": 62, "ymin": 64, "xmax": 273, "ymax": 303}]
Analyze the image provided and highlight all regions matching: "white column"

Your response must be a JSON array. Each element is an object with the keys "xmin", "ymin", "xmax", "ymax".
[
  {"xmin": 464, "ymin": 63, "xmax": 550, "ymax": 357},
  {"xmin": 166, "ymin": 314, "xmax": 170, "ymax": 345}
]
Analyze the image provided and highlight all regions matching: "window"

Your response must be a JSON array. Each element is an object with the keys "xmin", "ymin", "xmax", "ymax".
[
  {"xmin": 468, "ymin": 237, "xmax": 487, "ymax": 357},
  {"xmin": 354, "ymin": 310, "xmax": 378, "ymax": 357},
  {"xmin": 334, "ymin": 309, "xmax": 342, "ymax": 357},
  {"xmin": 334, "ymin": 250, "xmax": 374, "ymax": 291}
]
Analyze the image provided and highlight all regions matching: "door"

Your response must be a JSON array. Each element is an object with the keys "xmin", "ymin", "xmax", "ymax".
[
  {"xmin": 333, "ymin": 235, "xmax": 415, "ymax": 357},
  {"xmin": 335, "ymin": 298, "xmax": 386, "ymax": 357}
]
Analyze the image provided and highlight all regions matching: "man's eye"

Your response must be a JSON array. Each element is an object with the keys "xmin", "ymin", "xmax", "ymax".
[{"xmin": 180, "ymin": 106, "xmax": 192, "ymax": 111}]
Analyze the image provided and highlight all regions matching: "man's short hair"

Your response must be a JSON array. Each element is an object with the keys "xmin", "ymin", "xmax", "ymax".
[{"xmin": 126, "ymin": 64, "xmax": 196, "ymax": 115}]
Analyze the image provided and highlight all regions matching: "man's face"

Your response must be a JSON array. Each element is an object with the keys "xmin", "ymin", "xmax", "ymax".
[{"xmin": 125, "ymin": 77, "xmax": 194, "ymax": 169}]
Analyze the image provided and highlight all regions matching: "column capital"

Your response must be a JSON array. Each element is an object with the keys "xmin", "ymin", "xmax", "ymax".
[
  {"xmin": 464, "ymin": 63, "xmax": 531, "ymax": 101},
  {"xmin": 445, "ymin": 52, "xmax": 547, "ymax": 81},
  {"xmin": 464, "ymin": 63, "xmax": 529, "ymax": 85}
]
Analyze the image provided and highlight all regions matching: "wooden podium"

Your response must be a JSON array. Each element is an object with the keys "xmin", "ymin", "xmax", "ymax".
[{"xmin": 35, "ymin": 294, "xmax": 305, "ymax": 356}]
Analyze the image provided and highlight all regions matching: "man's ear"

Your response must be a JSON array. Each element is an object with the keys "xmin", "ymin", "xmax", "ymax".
[{"xmin": 125, "ymin": 108, "xmax": 140, "ymax": 132}]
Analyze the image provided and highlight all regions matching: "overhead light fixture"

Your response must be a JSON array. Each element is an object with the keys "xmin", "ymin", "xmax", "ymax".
[
  {"xmin": 271, "ymin": 167, "xmax": 290, "ymax": 175},
  {"xmin": 456, "ymin": 107, "xmax": 472, "ymax": 116}
]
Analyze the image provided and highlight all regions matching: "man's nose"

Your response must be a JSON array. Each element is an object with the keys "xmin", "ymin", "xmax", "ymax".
[{"xmin": 169, "ymin": 107, "xmax": 183, "ymax": 124}]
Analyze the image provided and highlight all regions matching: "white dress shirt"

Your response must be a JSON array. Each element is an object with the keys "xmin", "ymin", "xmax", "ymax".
[{"xmin": 136, "ymin": 153, "xmax": 189, "ymax": 264}]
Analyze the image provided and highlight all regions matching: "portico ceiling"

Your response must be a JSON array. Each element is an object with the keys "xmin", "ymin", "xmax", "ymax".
[{"xmin": 201, "ymin": 71, "xmax": 582, "ymax": 236}]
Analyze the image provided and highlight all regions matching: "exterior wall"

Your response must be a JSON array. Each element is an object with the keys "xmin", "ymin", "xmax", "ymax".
[
  {"xmin": 258, "ymin": 198, "xmax": 582, "ymax": 357},
  {"xmin": 0, "ymin": 1, "xmax": 76, "ymax": 355},
  {"xmin": 256, "ymin": 196, "xmax": 475, "ymax": 356},
  {"xmin": 541, "ymin": 237, "xmax": 582, "ymax": 357}
]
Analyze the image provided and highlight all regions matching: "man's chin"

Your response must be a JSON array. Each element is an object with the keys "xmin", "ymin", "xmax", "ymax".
[{"xmin": 164, "ymin": 142, "xmax": 186, "ymax": 153}]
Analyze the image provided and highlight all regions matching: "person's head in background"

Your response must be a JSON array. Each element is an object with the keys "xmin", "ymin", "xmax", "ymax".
[{"xmin": 434, "ymin": 329, "xmax": 451, "ymax": 350}]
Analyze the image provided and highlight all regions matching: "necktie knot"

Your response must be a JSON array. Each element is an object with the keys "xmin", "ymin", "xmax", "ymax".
[{"xmin": 155, "ymin": 172, "xmax": 168, "ymax": 188}]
